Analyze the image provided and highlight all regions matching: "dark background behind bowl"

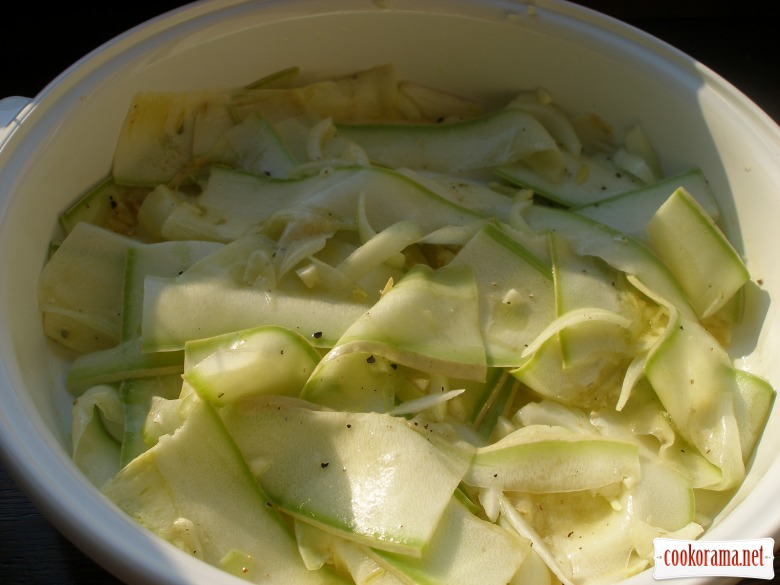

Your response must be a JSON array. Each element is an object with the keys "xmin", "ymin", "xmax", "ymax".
[{"xmin": 1, "ymin": 1, "xmax": 779, "ymax": 584}]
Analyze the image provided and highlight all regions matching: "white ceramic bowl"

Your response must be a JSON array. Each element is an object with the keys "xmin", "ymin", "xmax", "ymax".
[{"xmin": 1, "ymin": 1, "xmax": 779, "ymax": 584}]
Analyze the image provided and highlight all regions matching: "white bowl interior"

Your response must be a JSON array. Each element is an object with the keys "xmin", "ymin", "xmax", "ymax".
[{"xmin": 1, "ymin": 1, "xmax": 779, "ymax": 583}]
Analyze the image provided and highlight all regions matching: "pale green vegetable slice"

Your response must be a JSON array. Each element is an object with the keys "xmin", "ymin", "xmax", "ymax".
[
  {"xmin": 595, "ymin": 377, "xmax": 724, "ymax": 489},
  {"xmin": 122, "ymin": 240, "xmax": 223, "ymax": 340},
  {"xmin": 354, "ymin": 192, "xmax": 405, "ymax": 268},
  {"xmin": 246, "ymin": 66, "xmax": 301, "ymax": 90},
  {"xmin": 733, "ymin": 369, "xmax": 776, "ymax": 461},
  {"xmin": 568, "ymin": 111, "xmax": 616, "ymax": 153},
  {"xmin": 334, "ymin": 219, "xmax": 421, "ymax": 282},
  {"xmin": 302, "ymin": 117, "xmax": 370, "ymax": 166},
  {"xmin": 647, "ymin": 186, "xmax": 750, "ymax": 319},
  {"xmin": 298, "ymin": 219, "xmax": 419, "ymax": 294},
  {"xmin": 136, "ymin": 185, "xmax": 184, "ymax": 241},
  {"xmin": 623, "ymin": 276, "xmax": 752, "ymax": 492},
  {"xmin": 446, "ymin": 368, "xmax": 520, "ymax": 439},
  {"xmin": 119, "ymin": 374, "xmax": 182, "ymax": 467},
  {"xmin": 502, "ymin": 479, "xmax": 699, "ymax": 585},
  {"xmin": 519, "ymin": 307, "xmax": 633, "ymax": 360},
  {"xmin": 112, "ymin": 90, "xmax": 230, "ymax": 186},
  {"xmin": 507, "ymin": 546, "xmax": 555, "ymax": 585},
  {"xmin": 66, "ymin": 239, "xmax": 221, "ymax": 393},
  {"xmin": 494, "ymin": 150, "xmax": 644, "ymax": 207},
  {"xmin": 202, "ymin": 114, "xmax": 298, "ymax": 177},
  {"xmin": 448, "ymin": 222, "xmax": 555, "ymax": 367},
  {"xmin": 159, "ymin": 165, "xmax": 325, "ymax": 243},
  {"xmin": 623, "ymin": 124, "xmax": 662, "ymax": 179},
  {"xmin": 395, "ymin": 168, "xmax": 518, "ymax": 223},
  {"xmin": 550, "ymin": 232, "xmax": 640, "ymax": 368},
  {"xmin": 506, "ymin": 88, "xmax": 583, "ymax": 155},
  {"xmin": 573, "ymin": 168, "xmax": 719, "ymax": 238},
  {"xmin": 58, "ymin": 176, "xmax": 149, "ymax": 237},
  {"xmin": 300, "ymin": 351, "xmax": 401, "ymax": 413},
  {"xmin": 66, "ymin": 337, "xmax": 184, "ymax": 394},
  {"xmin": 503, "ymin": 488, "xmax": 645, "ymax": 585},
  {"xmin": 72, "ymin": 384, "xmax": 123, "ymax": 488},
  {"xmin": 337, "ymin": 108, "xmax": 563, "ymax": 174},
  {"xmin": 112, "ymin": 65, "xmax": 407, "ymax": 187},
  {"xmin": 217, "ymin": 397, "xmax": 475, "ymax": 556},
  {"xmin": 510, "ymin": 330, "xmax": 629, "ymax": 408},
  {"xmin": 102, "ymin": 396, "xmax": 339, "ymax": 585},
  {"xmin": 644, "ymin": 310, "xmax": 747, "ymax": 490},
  {"xmin": 334, "ymin": 544, "xmax": 404, "ymax": 585},
  {"xmin": 160, "ymin": 165, "xmax": 482, "ymax": 244},
  {"xmin": 141, "ymin": 395, "xmax": 185, "ymax": 448},
  {"xmin": 141, "ymin": 244, "xmax": 375, "ymax": 351},
  {"xmin": 445, "ymin": 368, "xmax": 506, "ymax": 426},
  {"xmin": 497, "ymin": 494, "xmax": 575, "ymax": 585},
  {"xmin": 177, "ymin": 232, "xmax": 283, "ymax": 287},
  {"xmin": 523, "ymin": 204, "xmax": 697, "ymax": 320},
  {"xmin": 388, "ymin": 388, "xmax": 466, "ymax": 417},
  {"xmin": 397, "ymin": 79, "xmax": 485, "ymax": 121},
  {"xmin": 37, "ymin": 222, "xmax": 136, "ymax": 352},
  {"xmin": 294, "ymin": 521, "xmax": 405, "ymax": 584},
  {"xmin": 294, "ymin": 520, "xmax": 338, "ymax": 571},
  {"xmin": 631, "ymin": 457, "xmax": 695, "ymax": 532},
  {"xmin": 464, "ymin": 424, "xmax": 640, "ymax": 493},
  {"xmin": 330, "ymin": 263, "xmax": 487, "ymax": 381},
  {"xmin": 513, "ymin": 400, "xmax": 594, "ymax": 435},
  {"xmin": 231, "ymin": 64, "xmax": 406, "ymax": 125},
  {"xmin": 183, "ymin": 325, "xmax": 321, "ymax": 404},
  {"xmin": 39, "ymin": 307, "xmax": 122, "ymax": 356},
  {"xmin": 251, "ymin": 165, "xmax": 484, "ymax": 234},
  {"xmin": 142, "ymin": 274, "xmax": 372, "ymax": 352},
  {"xmin": 369, "ymin": 497, "xmax": 529, "ymax": 585},
  {"xmin": 611, "ymin": 147, "xmax": 657, "ymax": 184}
]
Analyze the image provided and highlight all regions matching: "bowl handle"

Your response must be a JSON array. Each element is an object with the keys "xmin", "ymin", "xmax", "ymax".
[{"xmin": 0, "ymin": 96, "xmax": 33, "ymax": 147}]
